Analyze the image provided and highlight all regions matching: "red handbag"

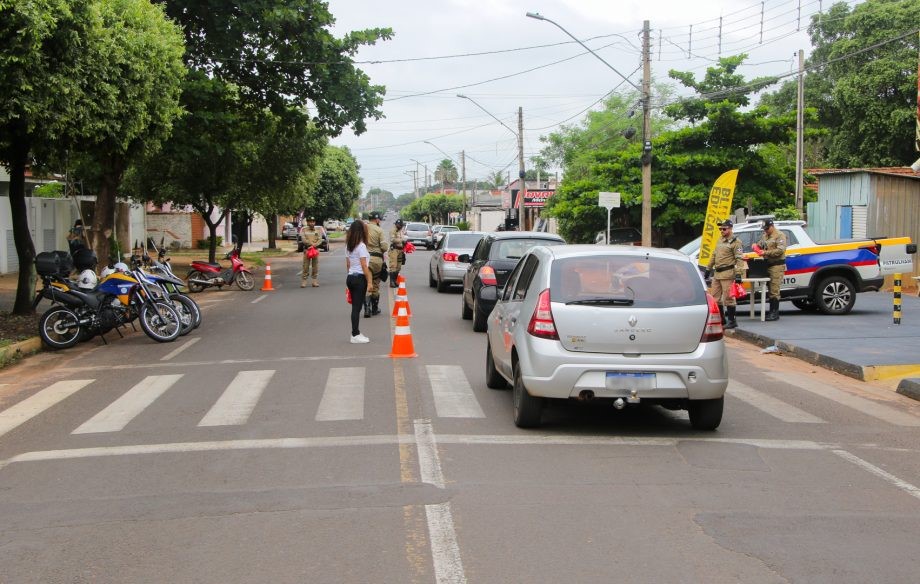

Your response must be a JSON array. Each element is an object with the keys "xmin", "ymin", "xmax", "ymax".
[
  {"xmin": 730, "ymin": 281, "xmax": 748, "ymax": 299},
  {"xmin": 306, "ymin": 246, "xmax": 319, "ymax": 259},
  {"xmin": 404, "ymin": 241, "xmax": 416, "ymax": 254},
  {"xmin": 345, "ymin": 287, "xmax": 352, "ymax": 304}
]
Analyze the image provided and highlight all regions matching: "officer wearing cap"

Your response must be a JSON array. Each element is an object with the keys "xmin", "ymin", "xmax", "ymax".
[
  {"xmin": 300, "ymin": 217, "xmax": 323, "ymax": 288},
  {"xmin": 388, "ymin": 218, "xmax": 406, "ymax": 287},
  {"xmin": 755, "ymin": 218, "xmax": 787, "ymax": 321},
  {"xmin": 365, "ymin": 211, "xmax": 387, "ymax": 316},
  {"xmin": 705, "ymin": 219, "xmax": 745, "ymax": 329}
]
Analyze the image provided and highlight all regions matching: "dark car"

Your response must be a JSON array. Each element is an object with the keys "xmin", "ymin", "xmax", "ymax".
[{"xmin": 460, "ymin": 231, "xmax": 565, "ymax": 332}]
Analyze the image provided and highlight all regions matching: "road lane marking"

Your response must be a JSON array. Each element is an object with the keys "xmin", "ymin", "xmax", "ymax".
[
  {"xmin": 0, "ymin": 380, "xmax": 94, "ymax": 439},
  {"xmin": 316, "ymin": 367, "xmax": 365, "ymax": 421},
  {"xmin": 58, "ymin": 354, "xmax": 391, "ymax": 373},
  {"xmin": 72, "ymin": 374, "xmax": 183, "ymax": 434},
  {"xmin": 766, "ymin": 372, "xmax": 920, "ymax": 427},
  {"xmin": 198, "ymin": 370, "xmax": 274, "ymax": 427},
  {"xmin": 415, "ymin": 419, "xmax": 466, "ymax": 584},
  {"xmin": 729, "ymin": 381, "xmax": 826, "ymax": 423},
  {"xmin": 160, "ymin": 337, "xmax": 200, "ymax": 361},
  {"xmin": 250, "ymin": 295, "xmax": 267, "ymax": 304},
  {"xmin": 833, "ymin": 449, "xmax": 920, "ymax": 501},
  {"xmin": 427, "ymin": 365, "xmax": 485, "ymax": 418}
]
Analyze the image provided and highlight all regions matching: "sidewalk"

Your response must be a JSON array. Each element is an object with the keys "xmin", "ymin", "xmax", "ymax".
[{"xmin": 729, "ymin": 290, "xmax": 920, "ymax": 399}]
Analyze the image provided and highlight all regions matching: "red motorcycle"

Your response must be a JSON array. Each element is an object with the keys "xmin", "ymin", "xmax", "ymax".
[{"xmin": 186, "ymin": 246, "xmax": 255, "ymax": 292}]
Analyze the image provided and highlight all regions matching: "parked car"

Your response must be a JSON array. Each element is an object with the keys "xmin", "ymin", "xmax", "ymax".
[
  {"xmin": 460, "ymin": 231, "xmax": 565, "ymax": 332},
  {"xmin": 429, "ymin": 231, "xmax": 486, "ymax": 292},
  {"xmin": 297, "ymin": 227, "xmax": 329, "ymax": 253},
  {"xmin": 428, "ymin": 225, "xmax": 459, "ymax": 248},
  {"xmin": 323, "ymin": 219, "xmax": 343, "ymax": 231},
  {"xmin": 593, "ymin": 227, "xmax": 642, "ymax": 245},
  {"xmin": 485, "ymin": 244, "xmax": 728, "ymax": 430},
  {"xmin": 404, "ymin": 222, "xmax": 432, "ymax": 247},
  {"xmin": 281, "ymin": 222, "xmax": 299, "ymax": 240}
]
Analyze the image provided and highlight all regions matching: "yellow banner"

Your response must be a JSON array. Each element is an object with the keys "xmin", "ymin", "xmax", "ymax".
[{"xmin": 697, "ymin": 169, "xmax": 739, "ymax": 268}]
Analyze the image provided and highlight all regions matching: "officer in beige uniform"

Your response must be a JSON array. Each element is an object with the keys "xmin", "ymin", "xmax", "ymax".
[
  {"xmin": 365, "ymin": 212, "xmax": 387, "ymax": 317},
  {"xmin": 388, "ymin": 218, "xmax": 405, "ymax": 287},
  {"xmin": 756, "ymin": 218, "xmax": 787, "ymax": 321},
  {"xmin": 300, "ymin": 217, "xmax": 323, "ymax": 288},
  {"xmin": 705, "ymin": 219, "xmax": 745, "ymax": 329}
]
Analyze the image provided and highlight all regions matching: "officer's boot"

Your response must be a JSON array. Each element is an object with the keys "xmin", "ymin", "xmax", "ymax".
[
  {"xmin": 371, "ymin": 295, "xmax": 381, "ymax": 316},
  {"xmin": 765, "ymin": 298, "xmax": 780, "ymax": 321},
  {"xmin": 363, "ymin": 297, "xmax": 372, "ymax": 318},
  {"xmin": 717, "ymin": 304, "xmax": 725, "ymax": 325},
  {"xmin": 390, "ymin": 272, "xmax": 399, "ymax": 288},
  {"xmin": 724, "ymin": 306, "xmax": 737, "ymax": 329}
]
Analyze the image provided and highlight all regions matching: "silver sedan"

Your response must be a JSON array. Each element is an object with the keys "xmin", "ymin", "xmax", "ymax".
[
  {"xmin": 486, "ymin": 245, "xmax": 729, "ymax": 430},
  {"xmin": 429, "ymin": 231, "xmax": 486, "ymax": 292}
]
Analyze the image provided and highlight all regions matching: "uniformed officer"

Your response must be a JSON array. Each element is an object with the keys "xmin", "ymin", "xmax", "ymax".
[
  {"xmin": 705, "ymin": 219, "xmax": 745, "ymax": 329},
  {"xmin": 756, "ymin": 218, "xmax": 787, "ymax": 321},
  {"xmin": 365, "ymin": 211, "xmax": 387, "ymax": 316},
  {"xmin": 300, "ymin": 217, "xmax": 323, "ymax": 288},
  {"xmin": 388, "ymin": 218, "xmax": 406, "ymax": 287}
]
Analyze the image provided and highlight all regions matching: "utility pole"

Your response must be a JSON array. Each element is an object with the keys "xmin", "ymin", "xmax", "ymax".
[
  {"xmin": 795, "ymin": 49, "xmax": 805, "ymax": 214},
  {"xmin": 461, "ymin": 150, "xmax": 467, "ymax": 221},
  {"xmin": 518, "ymin": 106, "xmax": 526, "ymax": 230},
  {"xmin": 641, "ymin": 20, "xmax": 652, "ymax": 246}
]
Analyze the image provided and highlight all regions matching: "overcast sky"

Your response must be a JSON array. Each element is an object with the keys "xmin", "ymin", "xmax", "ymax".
[{"xmin": 326, "ymin": 0, "xmax": 857, "ymax": 197}]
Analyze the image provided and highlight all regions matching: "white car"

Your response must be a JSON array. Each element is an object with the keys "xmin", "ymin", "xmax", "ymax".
[{"xmin": 486, "ymin": 245, "xmax": 728, "ymax": 430}]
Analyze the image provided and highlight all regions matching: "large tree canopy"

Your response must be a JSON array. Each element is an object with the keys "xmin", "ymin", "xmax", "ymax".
[{"xmin": 306, "ymin": 146, "xmax": 362, "ymax": 223}]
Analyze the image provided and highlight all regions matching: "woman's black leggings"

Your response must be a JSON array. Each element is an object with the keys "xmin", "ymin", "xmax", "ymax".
[{"xmin": 346, "ymin": 273, "xmax": 368, "ymax": 336}]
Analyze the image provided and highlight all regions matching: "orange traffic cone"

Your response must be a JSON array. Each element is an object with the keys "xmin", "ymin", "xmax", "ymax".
[
  {"xmin": 260, "ymin": 262, "xmax": 275, "ymax": 291},
  {"xmin": 389, "ymin": 305, "xmax": 417, "ymax": 358},
  {"xmin": 392, "ymin": 276, "xmax": 412, "ymax": 317}
]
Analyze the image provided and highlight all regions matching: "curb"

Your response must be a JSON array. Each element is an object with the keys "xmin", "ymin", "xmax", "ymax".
[
  {"xmin": 728, "ymin": 328, "xmax": 867, "ymax": 380},
  {"xmin": 0, "ymin": 336, "xmax": 42, "ymax": 368},
  {"xmin": 896, "ymin": 378, "xmax": 920, "ymax": 401}
]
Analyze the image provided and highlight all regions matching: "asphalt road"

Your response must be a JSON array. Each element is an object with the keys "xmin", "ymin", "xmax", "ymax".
[{"xmin": 1, "ymin": 230, "xmax": 919, "ymax": 583}]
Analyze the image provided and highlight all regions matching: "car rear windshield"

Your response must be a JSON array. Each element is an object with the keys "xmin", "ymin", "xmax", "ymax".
[
  {"xmin": 549, "ymin": 255, "xmax": 706, "ymax": 308},
  {"xmin": 492, "ymin": 238, "xmax": 563, "ymax": 260},
  {"xmin": 407, "ymin": 223, "xmax": 428, "ymax": 231},
  {"xmin": 445, "ymin": 233, "xmax": 484, "ymax": 248}
]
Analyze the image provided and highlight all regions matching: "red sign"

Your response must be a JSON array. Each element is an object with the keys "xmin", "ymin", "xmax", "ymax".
[{"xmin": 513, "ymin": 189, "xmax": 555, "ymax": 208}]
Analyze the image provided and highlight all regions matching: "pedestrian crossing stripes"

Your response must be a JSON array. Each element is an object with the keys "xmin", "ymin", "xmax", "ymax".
[
  {"xmin": 199, "ymin": 370, "xmax": 274, "ymax": 427},
  {"xmin": 1, "ymin": 368, "xmax": 917, "ymax": 441},
  {"xmin": 72, "ymin": 374, "xmax": 183, "ymax": 434}
]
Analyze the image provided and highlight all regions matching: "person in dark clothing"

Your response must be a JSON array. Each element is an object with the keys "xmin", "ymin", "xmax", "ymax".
[{"xmin": 345, "ymin": 220, "xmax": 372, "ymax": 344}]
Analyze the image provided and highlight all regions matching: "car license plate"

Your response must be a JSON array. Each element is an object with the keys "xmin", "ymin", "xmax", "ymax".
[{"xmin": 606, "ymin": 372, "xmax": 656, "ymax": 390}]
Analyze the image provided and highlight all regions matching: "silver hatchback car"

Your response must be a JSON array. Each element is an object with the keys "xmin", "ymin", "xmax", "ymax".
[
  {"xmin": 486, "ymin": 245, "xmax": 728, "ymax": 430},
  {"xmin": 429, "ymin": 231, "xmax": 486, "ymax": 292}
]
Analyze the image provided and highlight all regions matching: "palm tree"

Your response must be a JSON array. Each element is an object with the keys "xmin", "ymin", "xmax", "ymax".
[
  {"xmin": 433, "ymin": 159, "xmax": 458, "ymax": 192},
  {"xmin": 489, "ymin": 170, "xmax": 507, "ymax": 188}
]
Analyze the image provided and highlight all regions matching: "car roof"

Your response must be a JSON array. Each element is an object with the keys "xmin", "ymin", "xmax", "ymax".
[
  {"xmin": 542, "ymin": 244, "xmax": 690, "ymax": 261},
  {"xmin": 485, "ymin": 231, "xmax": 565, "ymax": 241}
]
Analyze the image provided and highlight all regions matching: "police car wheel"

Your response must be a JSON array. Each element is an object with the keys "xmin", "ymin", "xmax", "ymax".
[{"xmin": 815, "ymin": 276, "xmax": 856, "ymax": 315}]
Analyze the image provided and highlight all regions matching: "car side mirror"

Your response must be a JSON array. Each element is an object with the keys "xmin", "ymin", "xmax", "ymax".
[{"xmin": 458, "ymin": 254, "xmax": 471, "ymax": 263}]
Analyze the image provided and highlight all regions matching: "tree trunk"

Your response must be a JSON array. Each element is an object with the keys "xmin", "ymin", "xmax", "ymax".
[
  {"xmin": 267, "ymin": 215, "xmax": 277, "ymax": 249},
  {"xmin": 8, "ymin": 139, "xmax": 38, "ymax": 315},
  {"xmin": 91, "ymin": 156, "xmax": 126, "ymax": 267}
]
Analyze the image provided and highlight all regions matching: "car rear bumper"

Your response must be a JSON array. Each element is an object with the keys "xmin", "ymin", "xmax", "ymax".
[
  {"xmin": 517, "ymin": 336, "xmax": 729, "ymax": 401},
  {"xmin": 475, "ymin": 285, "xmax": 498, "ymax": 315},
  {"xmin": 439, "ymin": 264, "xmax": 467, "ymax": 282}
]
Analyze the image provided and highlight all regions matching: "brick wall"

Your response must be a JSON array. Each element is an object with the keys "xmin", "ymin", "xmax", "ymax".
[{"xmin": 147, "ymin": 212, "xmax": 193, "ymax": 248}]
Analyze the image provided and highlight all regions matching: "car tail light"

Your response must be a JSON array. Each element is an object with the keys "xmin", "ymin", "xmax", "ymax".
[
  {"xmin": 479, "ymin": 265, "xmax": 498, "ymax": 286},
  {"xmin": 527, "ymin": 289, "xmax": 559, "ymax": 340},
  {"xmin": 442, "ymin": 252, "xmax": 459, "ymax": 262},
  {"xmin": 700, "ymin": 294, "xmax": 724, "ymax": 342}
]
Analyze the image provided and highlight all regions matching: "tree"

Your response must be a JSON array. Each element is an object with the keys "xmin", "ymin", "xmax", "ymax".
[
  {"xmin": 545, "ymin": 57, "xmax": 796, "ymax": 246},
  {"xmin": 365, "ymin": 187, "xmax": 396, "ymax": 211},
  {"xmin": 433, "ymin": 159, "xmax": 458, "ymax": 190},
  {"xmin": 758, "ymin": 0, "xmax": 920, "ymax": 167},
  {"xmin": 400, "ymin": 193, "xmax": 464, "ymax": 224},
  {"xmin": 307, "ymin": 146, "xmax": 362, "ymax": 223}
]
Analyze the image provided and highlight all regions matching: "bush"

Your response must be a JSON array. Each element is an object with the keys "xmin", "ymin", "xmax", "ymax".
[
  {"xmin": 456, "ymin": 221, "xmax": 470, "ymax": 230},
  {"xmin": 196, "ymin": 236, "xmax": 223, "ymax": 249}
]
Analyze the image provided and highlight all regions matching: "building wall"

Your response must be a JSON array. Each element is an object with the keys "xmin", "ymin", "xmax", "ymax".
[{"xmin": 147, "ymin": 212, "xmax": 194, "ymax": 248}]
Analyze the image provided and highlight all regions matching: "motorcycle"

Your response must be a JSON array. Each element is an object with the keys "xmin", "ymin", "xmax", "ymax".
[
  {"xmin": 186, "ymin": 245, "xmax": 255, "ymax": 292},
  {"xmin": 132, "ymin": 248, "xmax": 202, "ymax": 334}
]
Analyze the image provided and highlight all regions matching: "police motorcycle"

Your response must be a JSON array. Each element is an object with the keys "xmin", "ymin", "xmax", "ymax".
[
  {"xmin": 33, "ymin": 250, "xmax": 183, "ymax": 349},
  {"xmin": 131, "ymin": 244, "xmax": 201, "ymax": 334}
]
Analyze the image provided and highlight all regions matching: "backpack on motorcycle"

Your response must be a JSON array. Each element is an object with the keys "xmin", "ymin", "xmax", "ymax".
[
  {"xmin": 72, "ymin": 248, "xmax": 98, "ymax": 271},
  {"xmin": 36, "ymin": 251, "xmax": 74, "ymax": 277}
]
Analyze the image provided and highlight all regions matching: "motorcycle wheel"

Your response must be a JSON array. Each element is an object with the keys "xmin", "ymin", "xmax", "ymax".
[
  {"xmin": 139, "ymin": 301, "xmax": 182, "ymax": 342},
  {"xmin": 39, "ymin": 306, "xmax": 83, "ymax": 350},
  {"xmin": 168, "ymin": 293, "xmax": 199, "ymax": 336},
  {"xmin": 236, "ymin": 270, "xmax": 255, "ymax": 291},
  {"xmin": 186, "ymin": 270, "xmax": 205, "ymax": 293}
]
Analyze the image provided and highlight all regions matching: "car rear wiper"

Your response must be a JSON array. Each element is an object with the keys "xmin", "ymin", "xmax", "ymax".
[{"xmin": 566, "ymin": 297, "xmax": 634, "ymax": 306}]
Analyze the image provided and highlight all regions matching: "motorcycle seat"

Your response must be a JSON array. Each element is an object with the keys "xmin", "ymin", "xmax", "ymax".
[{"xmin": 196, "ymin": 262, "xmax": 222, "ymax": 269}]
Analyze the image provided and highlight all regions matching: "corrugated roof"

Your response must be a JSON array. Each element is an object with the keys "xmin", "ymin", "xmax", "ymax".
[{"xmin": 809, "ymin": 167, "xmax": 920, "ymax": 179}]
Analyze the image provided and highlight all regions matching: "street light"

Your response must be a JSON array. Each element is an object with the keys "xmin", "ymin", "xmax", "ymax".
[
  {"xmin": 457, "ymin": 94, "xmax": 525, "ymax": 230},
  {"xmin": 527, "ymin": 11, "xmax": 653, "ymax": 246}
]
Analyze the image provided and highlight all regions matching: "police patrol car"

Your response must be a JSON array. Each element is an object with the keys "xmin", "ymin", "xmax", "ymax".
[{"xmin": 680, "ymin": 216, "xmax": 916, "ymax": 315}]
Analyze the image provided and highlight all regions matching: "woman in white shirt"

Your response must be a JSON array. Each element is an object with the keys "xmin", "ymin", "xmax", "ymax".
[{"xmin": 345, "ymin": 220, "xmax": 373, "ymax": 343}]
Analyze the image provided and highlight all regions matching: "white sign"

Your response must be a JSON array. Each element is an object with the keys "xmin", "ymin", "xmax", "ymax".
[{"xmin": 598, "ymin": 191, "xmax": 620, "ymax": 210}]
